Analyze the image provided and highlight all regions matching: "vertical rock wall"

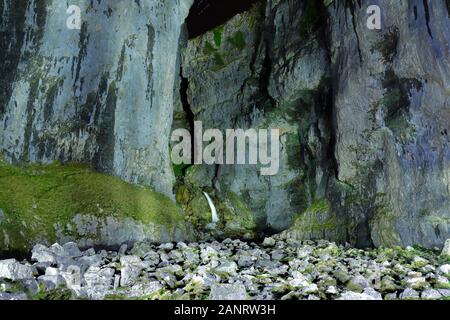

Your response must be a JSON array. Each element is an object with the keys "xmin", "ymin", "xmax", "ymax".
[
  {"xmin": 1, "ymin": 0, "xmax": 450, "ymax": 248},
  {"xmin": 329, "ymin": 0, "xmax": 450, "ymax": 247},
  {"xmin": 0, "ymin": 0, "xmax": 193, "ymax": 197},
  {"xmin": 179, "ymin": 0, "xmax": 333, "ymax": 235},
  {"xmin": 179, "ymin": 0, "xmax": 450, "ymax": 248}
]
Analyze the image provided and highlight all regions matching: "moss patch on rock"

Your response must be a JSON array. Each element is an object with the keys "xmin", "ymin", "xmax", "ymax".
[
  {"xmin": 282, "ymin": 199, "xmax": 344, "ymax": 242},
  {"xmin": 0, "ymin": 160, "xmax": 186, "ymax": 252}
]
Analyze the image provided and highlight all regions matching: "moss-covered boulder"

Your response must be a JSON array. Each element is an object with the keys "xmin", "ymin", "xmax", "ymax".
[
  {"xmin": 0, "ymin": 161, "xmax": 194, "ymax": 253},
  {"xmin": 280, "ymin": 199, "xmax": 346, "ymax": 243}
]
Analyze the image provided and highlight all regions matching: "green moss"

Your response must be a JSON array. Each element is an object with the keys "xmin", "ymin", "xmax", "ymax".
[
  {"xmin": 203, "ymin": 41, "xmax": 217, "ymax": 55},
  {"xmin": 222, "ymin": 191, "xmax": 257, "ymax": 232},
  {"xmin": 381, "ymin": 70, "xmax": 422, "ymax": 139},
  {"xmin": 290, "ymin": 199, "xmax": 337, "ymax": 234},
  {"xmin": 0, "ymin": 161, "xmax": 184, "ymax": 252},
  {"xmin": 369, "ymin": 207, "xmax": 402, "ymax": 247},
  {"xmin": 228, "ymin": 31, "xmax": 246, "ymax": 51},
  {"xmin": 173, "ymin": 164, "xmax": 191, "ymax": 179},
  {"xmin": 30, "ymin": 286, "xmax": 73, "ymax": 301},
  {"xmin": 213, "ymin": 26, "xmax": 224, "ymax": 47},
  {"xmin": 308, "ymin": 199, "xmax": 331, "ymax": 214},
  {"xmin": 213, "ymin": 52, "xmax": 225, "ymax": 68}
]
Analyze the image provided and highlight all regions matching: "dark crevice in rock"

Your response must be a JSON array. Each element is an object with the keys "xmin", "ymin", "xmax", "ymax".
[
  {"xmin": 186, "ymin": 0, "xmax": 262, "ymax": 38},
  {"xmin": 0, "ymin": 0, "xmax": 28, "ymax": 116},
  {"xmin": 422, "ymin": 0, "xmax": 433, "ymax": 38},
  {"xmin": 180, "ymin": 70, "xmax": 195, "ymax": 164},
  {"xmin": 145, "ymin": 24, "xmax": 155, "ymax": 101},
  {"xmin": 93, "ymin": 75, "xmax": 117, "ymax": 173},
  {"xmin": 73, "ymin": 22, "xmax": 90, "ymax": 92},
  {"xmin": 20, "ymin": 0, "xmax": 48, "ymax": 163},
  {"xmin": 346, "ymin": 0, "xmax": 363, "ymax": 63},
  {"xmin": 257, "ymin": 5, "xmax": 276, "ymax": 114},
  {"xmin": 317, "ymin": 3, "xmax": 339, "ymax": 183}
]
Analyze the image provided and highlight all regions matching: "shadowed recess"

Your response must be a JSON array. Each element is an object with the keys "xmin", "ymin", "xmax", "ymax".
[{"xmin": 187, "ymin": 0, "xmax": 261, "ymax": 38}]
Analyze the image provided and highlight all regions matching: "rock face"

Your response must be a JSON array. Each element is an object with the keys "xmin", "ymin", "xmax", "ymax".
[
  {"xmin": 179, "ymin": 0, "xmax": 334, "ymax": 237},
  {"xmin": 1, "ymin": 0, "xmax": 450, "ymax": 249},
  {"xmin": 178, "ymin": 0, "xmax": 450, "ymax": 247},
  {"xmin": 328, "ymin": 0, "xmax": 450, "ymax": 248},
  {"xmin": 0, "ymin": 0, "xmax": 193, "ymax": 197},
  {"xmin": 0, "ymin": 161, "xmax": 193, "ymax": 252}
]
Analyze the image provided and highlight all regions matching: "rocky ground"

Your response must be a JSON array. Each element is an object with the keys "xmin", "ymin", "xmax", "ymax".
[{"xmin": 1, "ymin": 236, "xmax": 449, "ymax": 300}]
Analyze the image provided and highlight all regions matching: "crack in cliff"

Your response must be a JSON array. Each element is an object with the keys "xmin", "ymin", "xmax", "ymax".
[
  {"xmin": 0, "ymin": 0, "xmax": 28, "ymax": 116},
  {"xmin": 180, "ymin": 69, "xmax": 195, "ymax": 165},
  {"xmin": 258, "ymin": 2, "xmax": 276, "ymax": 113},
  {"xmin": 422, "ymin": 0, "xmax": 434, "ymax": 39},
  {"xmin": 347, "ymin": 0, "xmax": 363, "ymax": 63}
]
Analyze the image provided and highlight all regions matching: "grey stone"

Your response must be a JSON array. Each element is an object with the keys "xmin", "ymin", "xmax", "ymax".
[
  {"xmin": 436, "ymin": 289, "xmax": 450, "ymax": 298},
  {"xmin": 337, "ymin": 291, "xmax": 382, "ymax": 301},
  {"xmin": 129, "ymin": 281, "xmax": 162, "ymax": 298},
  {"xmin": 439, "ymin": 264, "xmax": 450, "ymax": 275},
  {"xmin": 346, "ymin": 275, "xmax": 371, "ymax": 292},
  {"xmin": 215, "ymin": 261, "xmax": 238, "ymax": 276},
  {"xmin": 406, "ymin": 276, "xmax": 429, "ymax": 290},
  {"xmin": 380, "ymin": 276, "xmax": 397, "ymax": 292},
  {"xmin": 37, "ymin": 275, "xmax": 66, "ymax": 290},
  {"xmin": 120, "ymin": 256, "xmax": 144, "ymax": 287},
  {"xmin": 209, "ymin": 283, "xmax": 247, "ymax": 300},
  {"xmin": 31, "ymin": 244, "xmax": 56, "ymax": 264},
  {"xmin": 78, "ymin": 254, "xmax": 103, "ymax": 269},
  {"xmin": 237, "ymin": 255, "xmax": 255, "ymax": 268},
  {"xmin": 62, "ymin": 242, "xmax": 83, "ymax": 258},
  {"xmin": 143, "ymin": 250, "xmax": 160, "ymax": 266},
  {"xmin": 362, "ymin": 288, "xmax": 383, "ymax": 300},
  {"xmin": 384, "ymin": 293, "xmax": 398, "ymax": 300},
  {"xmin": 421, "ymin": 289, "xmax": 442, "ymax": 300},
  {"xmin": 118, "ymin": 244, "xmax": 128, "ymax": 256},
  {"xmin": 262, "ymin": 237, "xmax": 276, "ymax": 247},
  {"xmin": 441, "ymin": 239, "xmax": 450, "ymax": 256},
  {"xmin": 0, "ymin": 259, "xmax": 33, "ymax": 281},
  {"xmin": 21, "ymin": 279, "xmax": 39, "ymax": 295},
  {"xmin": 271, "ymin": 250, "xmax": 285, "ymax": 261},
  {"xmin": 83, "ymin": 267, "xmax": 115, "ymax": 300},
  {"xmin": 0, "ymin": 292, "xmax": 28, "ymax": 300},
  {"xmin": 399, "ymin": 288, "xmax": 420, "ymax": 300},
  {"xmin": 84, "ymin": 248, "xmax": 96, "ymax": 257},
  {"xmin": 60, "ymin": 265, "xmax": 82, "ymax": 290},
  {"xmin": 159, "ymin": 243, "xmax": 175, "ymax": 251}
]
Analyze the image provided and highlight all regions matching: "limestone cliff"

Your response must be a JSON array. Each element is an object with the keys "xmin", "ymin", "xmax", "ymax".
[
  {"xmin": 1, "ymin": 0, "xmax": 450, "ymax": 250},
  {"xmin": 178, "ymin": 0, "xmax": 450, "ymax": 248},
  {"xmin": 0, "ymin": 0, "xmax": 193, "ymax": 197}
]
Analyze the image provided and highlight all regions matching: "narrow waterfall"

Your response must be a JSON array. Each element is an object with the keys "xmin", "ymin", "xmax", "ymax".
[{"xmin": 203, "ymin": 192, "xmax": 219, "ymax": 224}]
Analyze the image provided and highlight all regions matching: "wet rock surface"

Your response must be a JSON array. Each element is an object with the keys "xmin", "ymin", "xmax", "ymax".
[{"xmin": 1, "ymin": 237, "xmax": 449, "ymax": 300}]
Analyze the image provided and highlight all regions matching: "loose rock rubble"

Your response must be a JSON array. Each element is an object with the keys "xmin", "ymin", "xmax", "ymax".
[{"xmin": 0, "ymin": 237, "xmax": 449, "ymax": 300}]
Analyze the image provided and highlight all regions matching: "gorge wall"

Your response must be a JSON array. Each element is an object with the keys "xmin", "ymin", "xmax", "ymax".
[
  {"xmin": 0, "ymin": 0, "xmax": 193, "ymax": 197},
  {"xmin": 0, "ymin": 0, "xmax": 449, "ymax": 251}
]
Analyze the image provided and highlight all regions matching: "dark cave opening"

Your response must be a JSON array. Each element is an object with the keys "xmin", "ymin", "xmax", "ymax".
[
  {"xmin": 180, "ymin": 70, "xmax": 195, "ymax": 166},
  {"xmin": 186, "ymin": 0, "xmax": 262, "ymax": 38}
]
